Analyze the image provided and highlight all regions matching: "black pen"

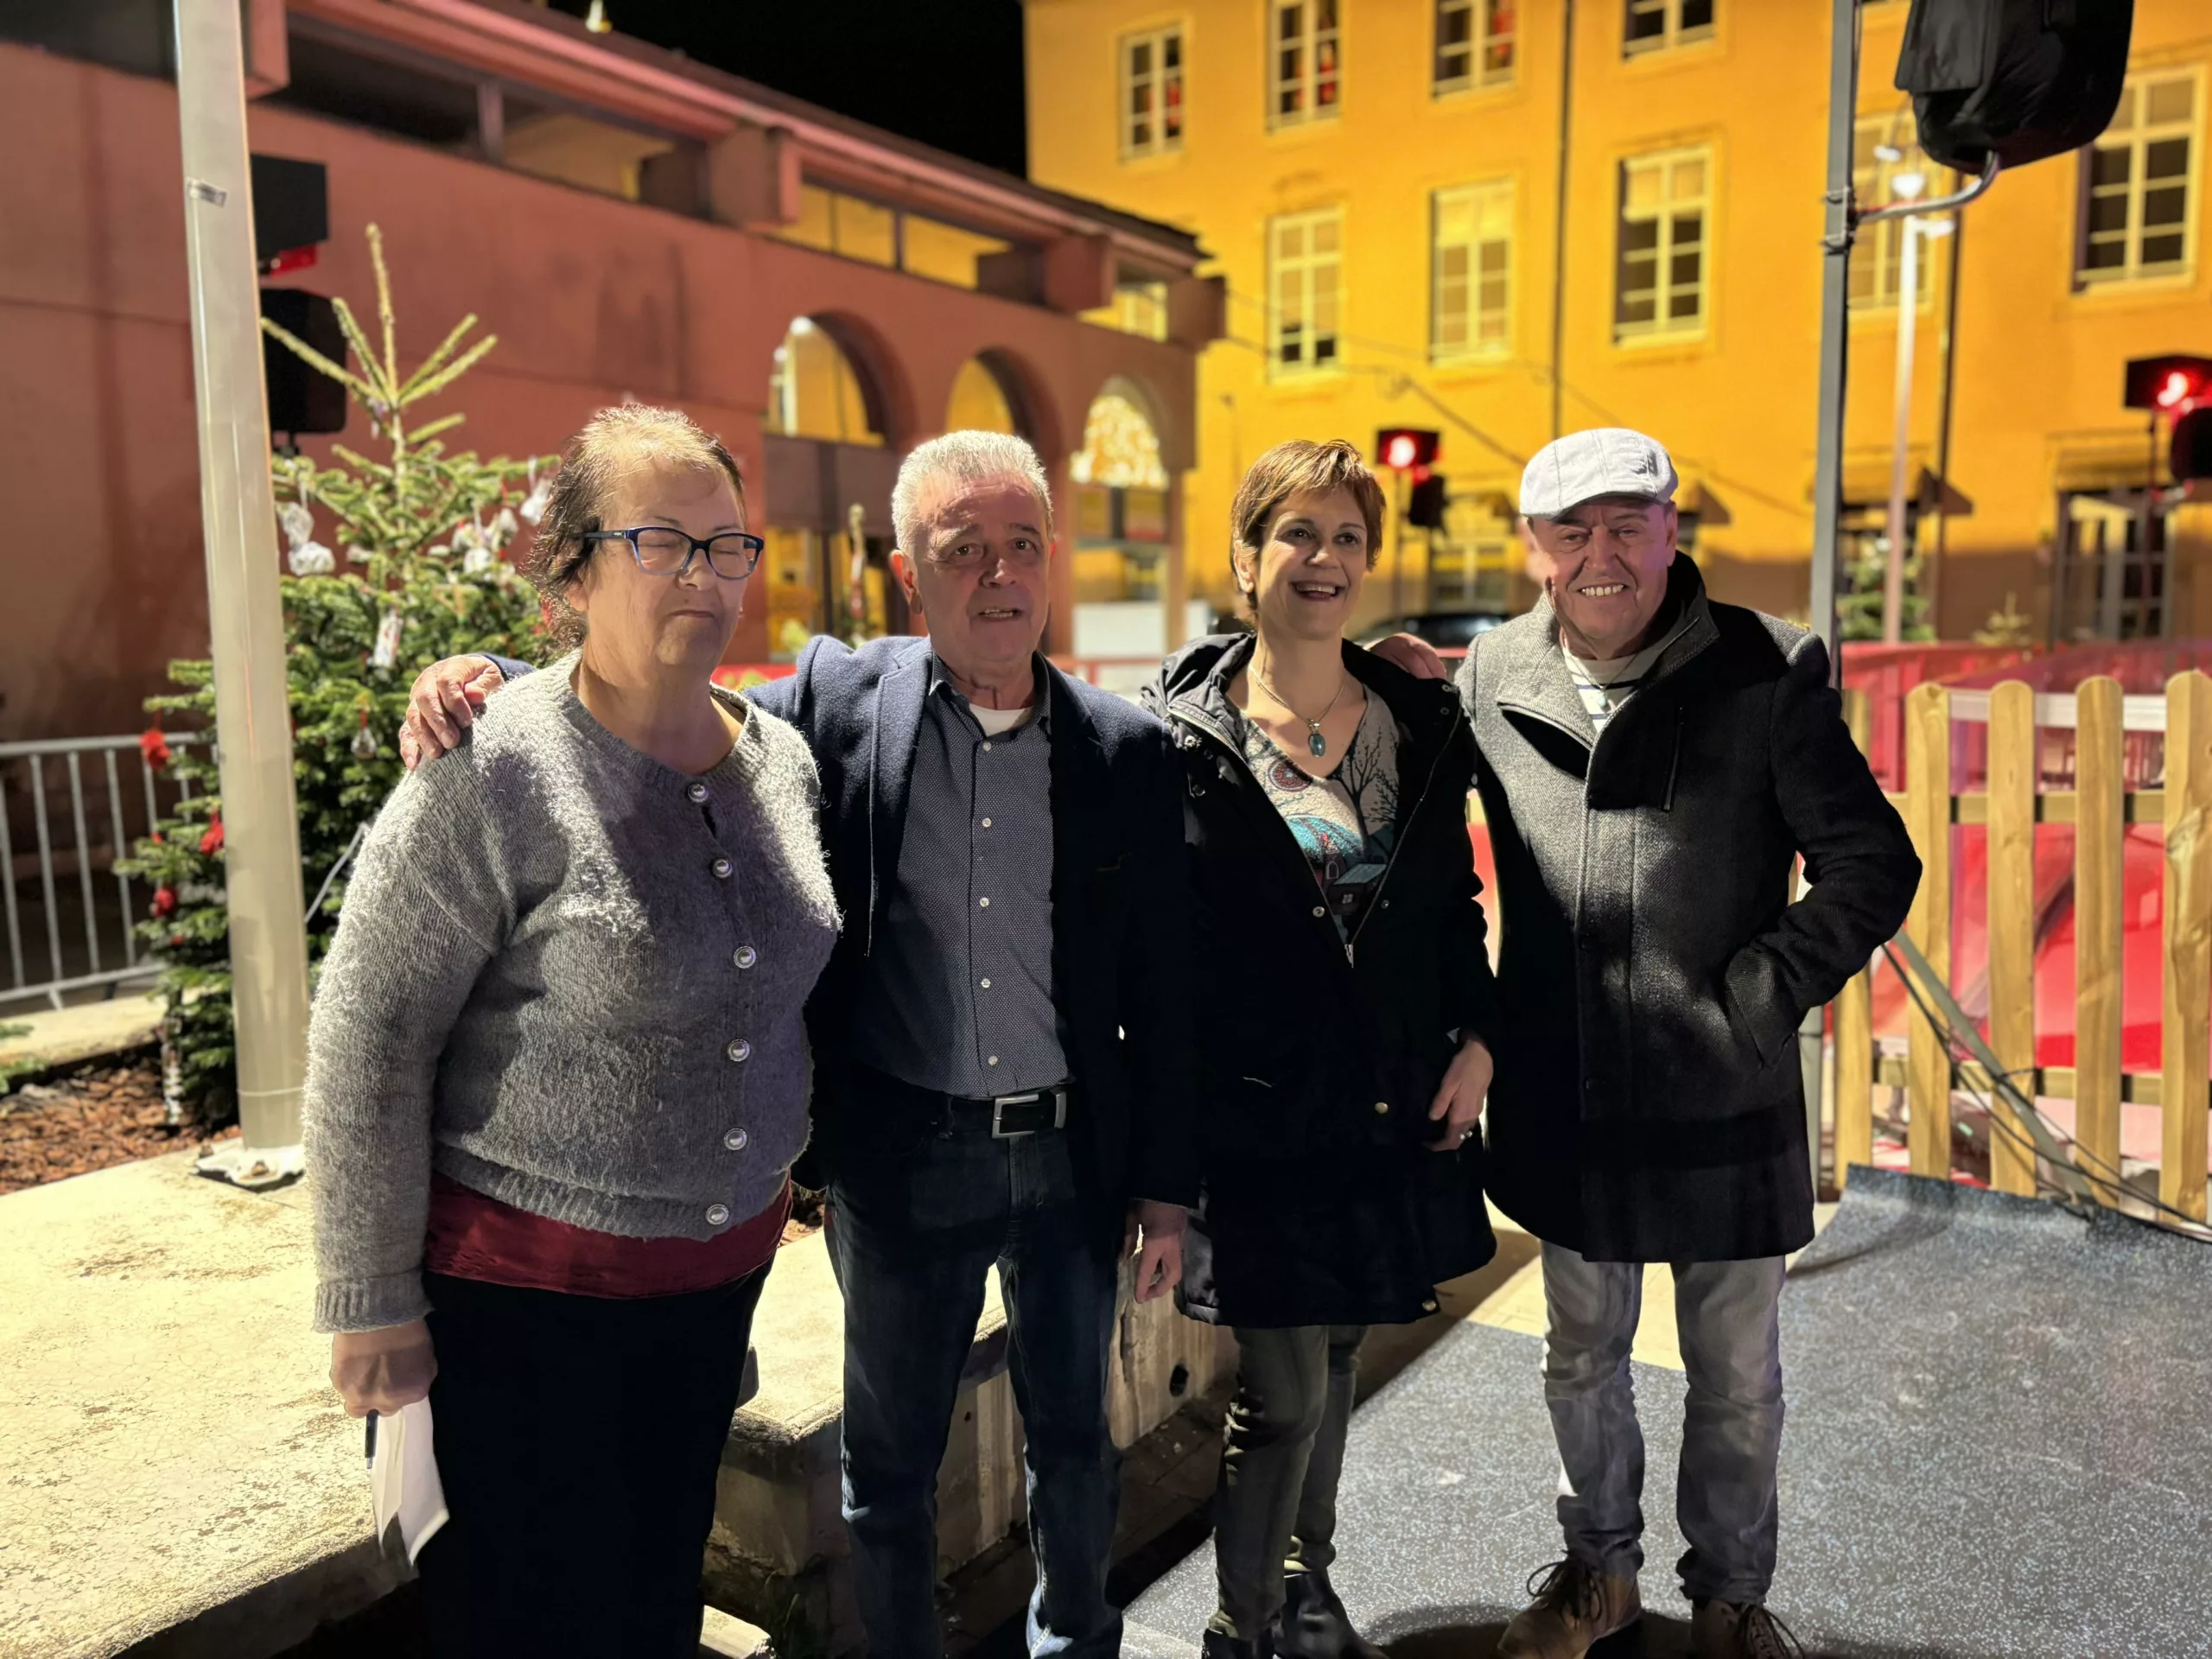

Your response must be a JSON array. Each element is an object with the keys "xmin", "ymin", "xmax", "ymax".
[{"xmin": 365, "ymin": 1412, "xmax": 378, "ymax": 1464}]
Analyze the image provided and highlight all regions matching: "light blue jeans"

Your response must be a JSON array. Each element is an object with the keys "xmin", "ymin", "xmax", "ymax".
[{"xmin": 1538, "ymin": 1243, "xmax": 1787, "ymax": 1606}]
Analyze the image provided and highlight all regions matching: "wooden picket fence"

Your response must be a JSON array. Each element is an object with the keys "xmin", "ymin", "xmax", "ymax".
[{"xmin": 1833, "ymin": 673, "xmax": 2212, "ymax": 1224}]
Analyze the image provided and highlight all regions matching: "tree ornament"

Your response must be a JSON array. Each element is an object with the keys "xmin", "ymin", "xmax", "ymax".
[
  {"xmin": 519, "ymin": 459, "xmax": 553, "ymax": 524},
  {"xmin": 352, "ymin": 709, "xmax": 380, "ymax": 760},
  {"xmin": 370, "ymin": 608, "xmax": 404, "ymax": 669}
]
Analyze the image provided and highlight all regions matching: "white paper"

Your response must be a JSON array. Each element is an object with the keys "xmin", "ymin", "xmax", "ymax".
[{"xmin": 369, "ymin": 1397, "xmax": 449, "ymax": 1566}]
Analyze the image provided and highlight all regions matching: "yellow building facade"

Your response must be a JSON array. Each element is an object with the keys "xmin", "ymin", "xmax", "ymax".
[{"xmin": 1026, "ymin": 0, "xmax": 2212, "ymax": 641}]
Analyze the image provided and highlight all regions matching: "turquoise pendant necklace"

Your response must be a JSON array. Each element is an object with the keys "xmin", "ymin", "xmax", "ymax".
[{"xmin": 1251, "ymin": 664, "xmax": 1348, "ymax": 760}]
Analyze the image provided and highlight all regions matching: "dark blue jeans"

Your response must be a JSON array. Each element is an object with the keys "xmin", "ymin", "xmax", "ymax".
[{"xmin": 827, "ymin": 1123, "xmax": 1122, "ymax": 1659}]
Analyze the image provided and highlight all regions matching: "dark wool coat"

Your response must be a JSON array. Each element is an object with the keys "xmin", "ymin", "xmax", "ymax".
[
  {"xmin": 1459, "ymin": 556, "xmax": 1919, "ymax": 1262},
  {"xmin": 1143, "ymin": 634, "xmax": 1500, "ymax": 1328}
]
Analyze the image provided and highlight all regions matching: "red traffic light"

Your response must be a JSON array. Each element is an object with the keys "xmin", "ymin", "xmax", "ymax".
[
  {"xmin": 2124, "ymin": 354, "xmax": 2212, "ymax": 414},
  {"xmin": 1375, "ymin": 428, "xmax": 1440, "ymax": 471}
]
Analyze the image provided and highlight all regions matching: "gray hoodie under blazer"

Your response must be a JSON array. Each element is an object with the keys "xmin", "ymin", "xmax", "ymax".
[{"xmin": 304, "ymin": 659, "xmax": 839, "ymax": 1332}]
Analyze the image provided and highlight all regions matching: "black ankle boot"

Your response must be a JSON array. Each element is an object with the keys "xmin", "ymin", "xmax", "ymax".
[
  {"xmin": 1277, "ymin": 1567, "xmax": 1387, "ymax": 1659},
  {"xmin": 1200, "ymin": 1630, "xmax": 1272, "ymax": 1659}
]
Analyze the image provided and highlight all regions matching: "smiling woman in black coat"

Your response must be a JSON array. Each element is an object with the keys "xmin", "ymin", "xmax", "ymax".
[{"xmin": 1141, "ymin": 440, "xmax": 1502, "ymax": 1659}]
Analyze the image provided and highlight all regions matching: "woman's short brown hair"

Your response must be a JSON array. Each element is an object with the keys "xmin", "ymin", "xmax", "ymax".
[
  {"xmin": 1228, "ymin": 439, "xmax": 1388, "ymax": 602},
  {"xmin": 526, "ymin": 404, "xmax": 748, "ymax": 645}
]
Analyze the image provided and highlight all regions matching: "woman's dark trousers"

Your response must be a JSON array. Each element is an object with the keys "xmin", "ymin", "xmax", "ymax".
[
  {"xmin": 1208, "ymin": 1323, "xmax": 1367, "ymax": 1640},
  {"xmin": 414, "ymin": 1264, "xmax": 770, "ymax": 1657}
]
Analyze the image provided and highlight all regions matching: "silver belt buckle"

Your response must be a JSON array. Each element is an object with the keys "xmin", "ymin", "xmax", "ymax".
[{"xmin": 989, "ymin": 1088, "xmax": 1066, "ymax": 1137}]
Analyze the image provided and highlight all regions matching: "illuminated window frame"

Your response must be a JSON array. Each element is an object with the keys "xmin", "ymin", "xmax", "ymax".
[
  {"xmin": 1435, "ymin": 0, "xmax": 1515, "ymax": 95},
  {"xmin": 1268, "ymin": 0, "xmax": 1341, "ymax": 130},
  {"xmin": 1624, "ymin": 0, "xmax": 1714, "ymax": 57},
  {"xmin": 1268, "ymin": 206, "xmax": 1344, "ymax": 378},
  {"xmin": 1120, "ymin": 24, "xmax": 1185, "ymax": 160},
  {"xmin": 2077, "ymin": 69, "xmax": 2201, "ymax": 287},
  {"xmin": 1432, "ymin": 180, "xmax": 1515, "ymax": 364},
  {"xmin": 1614, "ymin": 144, "xmax": 1711, "ymax": 342}
]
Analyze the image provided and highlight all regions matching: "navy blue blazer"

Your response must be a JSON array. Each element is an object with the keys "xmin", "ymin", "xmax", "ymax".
[{"xmin": 746, "ymin": 636, "xmax": 1199, "ymax": 1236}]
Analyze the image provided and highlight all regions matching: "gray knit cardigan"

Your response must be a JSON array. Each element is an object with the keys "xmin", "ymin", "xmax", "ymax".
[{"xmin": 304, "ymin": 659, "xmax": 839, "ymax": 1332}]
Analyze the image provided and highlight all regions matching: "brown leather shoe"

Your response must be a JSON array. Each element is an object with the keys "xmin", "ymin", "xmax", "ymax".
[
  {"xmin": 1497, "ymin": 1558, "xmax": 1642, "ymax": 1657},
  {"xmin": 1690, "ymin": 1599, "xmax": 1806, "ymax": 1658}
]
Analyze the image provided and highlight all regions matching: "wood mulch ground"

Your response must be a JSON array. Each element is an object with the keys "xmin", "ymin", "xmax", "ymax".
[{"xmin": 0, "ymin": 1051, "xmax": 235, "ymax": 1196}]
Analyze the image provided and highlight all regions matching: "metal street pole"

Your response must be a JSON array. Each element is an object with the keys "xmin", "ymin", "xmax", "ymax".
[
  {"xmin": 174, "ymin": 0, "xmax": 311, "ymax": 1185},
  {"xmin": 1883, "ymin": 212, "xmax": 1922, "ymax": 645},
  {"xmin": 1808, "ymin": 0, "xmax": 1859, "ymax": 679}
]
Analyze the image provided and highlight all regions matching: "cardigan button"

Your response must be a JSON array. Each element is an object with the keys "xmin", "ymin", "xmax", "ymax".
[
  {"xmin": 724, "ymin": 1128, "xmax": 749, "ymax": 1151},
  {"xmin": 711, "ymin": 856, "xmax": 733, "ymax": 880},
  {"xmin": 727, "ymin": 1039, "xmax": 752, "ymax": 1063},
  {"xmin": 706, "ymin": 1204, "xmax": 731, "ymax": 1227},
  {"xmin": 1421, "ymin": 1298, "xmax": 1439, "ymax": 1313},
  {"xmin": 734, "ymin": 944, "xmax": 758, "ymax": 969},
  {"xmin": 1373, "ymin": 1100, "xmax": 1390, "ymax": 1116},
  {"xmin": 687, "ymin": 781, "xmax": 709, "ymax": 804},
  {"xmin": 1312, "ymin": 906, "xmax": 1326, "ymax": 918}
]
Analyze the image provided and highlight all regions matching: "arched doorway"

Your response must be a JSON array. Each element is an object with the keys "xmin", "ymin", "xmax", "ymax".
[
  {"xmin": 944, "ymin": 356, "xmax": 1022, "ymax": 435},
  {"xmin": 1068, "ymin": 385, "xmax": 1180, "ymax": 659},
  {"xmin": 761, "ymin": 318, "xmax": 904, "ymax": 657}
]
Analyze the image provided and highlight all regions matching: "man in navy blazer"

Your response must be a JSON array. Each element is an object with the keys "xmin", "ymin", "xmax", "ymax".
[{"xmin": 404, "ymin": 431, "xmax": 1195, "ymax": 1659}]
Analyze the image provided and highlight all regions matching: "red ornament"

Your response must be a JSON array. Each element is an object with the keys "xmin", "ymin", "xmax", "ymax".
[
  {"xmin": 198, "ymin": 817, "xmax": 225, "ymax": 856},
  {"xmin": 139, "ymin": 729, "xmax": 172, "ymax": 770},
  {"xmin": 152, "ymin": 887, "xmax": 178, "ymax": 918}
]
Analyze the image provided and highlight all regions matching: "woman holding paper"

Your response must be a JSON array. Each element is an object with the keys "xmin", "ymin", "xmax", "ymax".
[{"xmin": 305, "ymin": 405, "xmax": 837, "ymax": 1656}]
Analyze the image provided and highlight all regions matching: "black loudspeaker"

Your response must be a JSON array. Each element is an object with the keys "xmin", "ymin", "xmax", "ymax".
[
  {"xmin": 2172, "ymin": 409, "xmax": 2212, "ymax": 484},
  {"xmin": 262, "ymin": 289, "xmax": 348, "ymax": 436},
  {"xmin": 1407, "ymin": 474, "xmax": 1449, "ymax": 530},
  {"xmin": 251, "ymin": 154, "xmax": 328, "ymax": 265},
  {"xmin": 1894, "ymin": 0, "xmax": 2133, "ymax": 172}
]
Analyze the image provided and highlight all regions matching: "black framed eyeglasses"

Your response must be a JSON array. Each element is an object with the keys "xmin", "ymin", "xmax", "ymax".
[{"xmin": 582, "ymin": 526, "xmax": 766, "ymax": 579}]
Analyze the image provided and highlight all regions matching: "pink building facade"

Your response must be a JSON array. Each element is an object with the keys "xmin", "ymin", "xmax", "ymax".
[{"xmin": 0, "ymin": 0, "xmax": 1218, "ymax": 741}]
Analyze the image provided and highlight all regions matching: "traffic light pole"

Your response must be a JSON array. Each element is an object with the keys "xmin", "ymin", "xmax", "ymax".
[{"xmin": 174, "ymin": 0, "xmax": 313, "ymax": 1185}]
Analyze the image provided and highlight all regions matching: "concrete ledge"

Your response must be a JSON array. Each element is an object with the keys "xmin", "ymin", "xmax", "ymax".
[
  {"xmin": 0, "ymin": 1154, "xmax": 1229, "ymax": 1657},
  {"xmin": 0, "ymin": 1151, "xmax": 384, "ymax": 1659},
  {"xmin": 0, "ymin": 994, "xmax": 163, "ymax": 1074}
]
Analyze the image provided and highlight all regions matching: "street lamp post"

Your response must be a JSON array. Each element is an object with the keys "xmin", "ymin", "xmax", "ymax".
[
  {"xmin": 173, "ymin": 0, "xmax": 312, "ymax": 1184},
  {"xmin": 1879, "ymin": 164, "xmax": 1954, "ymax": 645}
]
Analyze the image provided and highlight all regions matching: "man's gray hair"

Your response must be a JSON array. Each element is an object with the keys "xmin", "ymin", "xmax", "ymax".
[{"xmin": 892, "ymin": 430, "xmax": 1053, "ymax": 556}]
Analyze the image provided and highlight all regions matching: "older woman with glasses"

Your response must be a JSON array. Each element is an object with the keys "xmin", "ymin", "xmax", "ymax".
[{"xmin": 305, "ymin": 405, "xmax": 837, "ymax": 1656}]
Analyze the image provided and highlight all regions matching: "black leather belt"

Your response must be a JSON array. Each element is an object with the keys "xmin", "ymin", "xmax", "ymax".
[
  {"xmin": 858, "ymin": 1066, "xmax": 1073, "ymax": 1138},
  {"xmin": 949, "ymin": 1084, "xmax": 1071, "ymax": 1138}
]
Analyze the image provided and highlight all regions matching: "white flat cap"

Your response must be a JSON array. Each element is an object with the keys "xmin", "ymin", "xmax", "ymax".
[{"xmin": 1520, "ymin": 428, "xmax": 1679, "ymax": 517}]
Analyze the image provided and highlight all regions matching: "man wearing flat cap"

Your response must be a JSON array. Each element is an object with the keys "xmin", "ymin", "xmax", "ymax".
[{"xmin": 1389, "ymin": 429, "xmax": 1918, "ymax": 1657}]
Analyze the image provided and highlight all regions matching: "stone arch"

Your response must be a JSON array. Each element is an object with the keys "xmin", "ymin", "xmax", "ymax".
[{"xmin": 766, "ymin": 309, "xmax": 917, "ymax": 451}]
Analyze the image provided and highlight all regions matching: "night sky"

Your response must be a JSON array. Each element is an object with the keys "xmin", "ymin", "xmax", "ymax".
[{"xmin": 545, "ymin": 0, "xmax": 1031, "ymax": 177}]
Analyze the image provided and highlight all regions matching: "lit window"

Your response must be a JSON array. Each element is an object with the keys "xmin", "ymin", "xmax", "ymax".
[
  {"xmin": 1624, "ymin": 0, "xmax": 1714, "ymax": 56},
  {"xmin": 1122, "ymin": 25, "xmax": 1185, "ymax": 159},
  {"xmin": 1433, "ymin": 181, "xmax": 1514, "ymax": 362},
  {"xmin": 1615, "ymin": 147, "xmax": 1710, "ymax": 341},
  {"xmin": 1269, "ymin": 0, "xmax": 1341, "ymax": 129},
  {"xmin": 1433, "ymin": 493, "xmax": 1518, "ymax": 609},
  {"xmin": 1436, "ymin": 0, "xmax": 1515, "ymax": 93},
  {"xmin": 2079, "ymin": 72, "xmax": 2199, "ymax": 285},
  {"xmin": 1269, "ymin": 207, "xmax": 1344, "ymax": 376},
  {"xmin": 1851, "ymin": 121, "xmax": 1946, "ymax": 309}
]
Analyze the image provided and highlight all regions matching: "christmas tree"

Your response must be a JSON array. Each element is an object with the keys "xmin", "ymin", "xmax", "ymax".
[
  {"xmin": 121, "ymin": 226, "xmax": 554, "ymax": 1128},
  {"xmin": 1838, "ymin": 535, "xmax": 1935, "ymax": 643}
]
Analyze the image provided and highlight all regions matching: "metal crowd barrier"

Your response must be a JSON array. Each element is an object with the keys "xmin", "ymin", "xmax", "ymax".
[{"xmin": 0, "ymin": 734, "xmax": 200, "ymax": 1011}]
